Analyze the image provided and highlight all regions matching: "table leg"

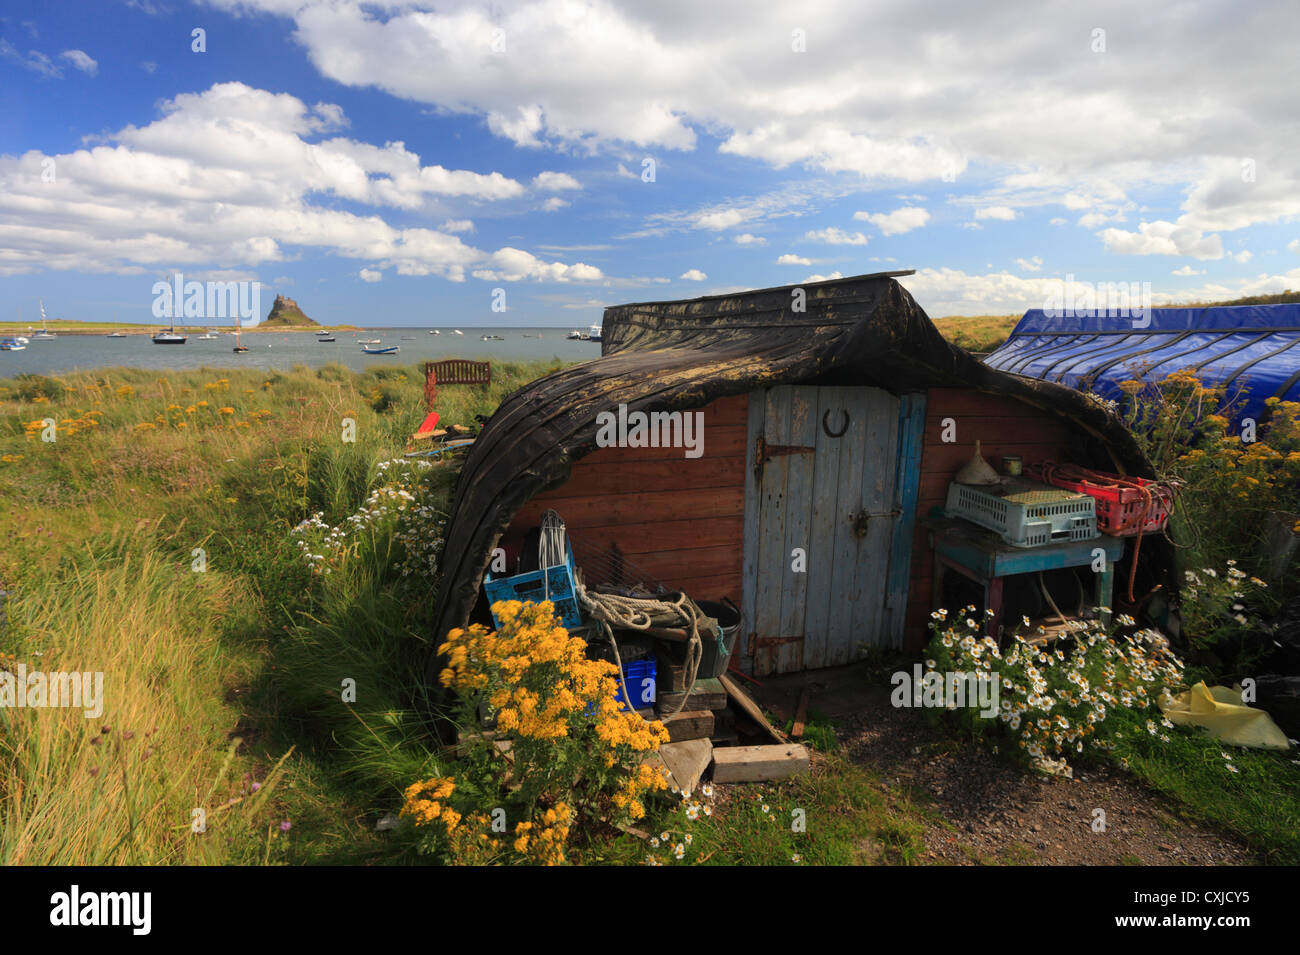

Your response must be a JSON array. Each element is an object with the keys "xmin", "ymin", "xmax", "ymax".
[
  {"xmin": 986, "ymin": 576, "xmax": 1004, "ymax": 638},
  {"xmin": 1096, "ymin": 564, "xmax": 1114, "ymax": 627}
]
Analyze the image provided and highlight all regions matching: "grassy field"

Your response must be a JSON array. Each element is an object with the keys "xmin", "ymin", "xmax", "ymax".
[
  {"xmin": 0, "ymin": 361, "xmax": 559, "ymax": 863},
  {"xmin": 930, "ymin": 314, "xmax": 1020, "ymax": 352}
]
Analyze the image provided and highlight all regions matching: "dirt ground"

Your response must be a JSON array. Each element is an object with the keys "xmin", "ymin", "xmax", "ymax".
[{"xmin": 747, "ymin": 661, "xmax": 1252, "ymax": 865}]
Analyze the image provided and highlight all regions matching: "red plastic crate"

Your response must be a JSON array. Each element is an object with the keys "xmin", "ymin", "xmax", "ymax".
[{"xmin": 1028, "ymin": 466, "xmax": 1174, "ymax": 537}]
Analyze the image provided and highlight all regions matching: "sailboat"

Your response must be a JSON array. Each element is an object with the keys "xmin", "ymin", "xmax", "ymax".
[
  {"xmin": 233, "ymin": 315, "xmax": 249, "ymax": 353},
  {"xmin": 152, "ymin": 318, "xmax": 187, "ymax": 345},
  {"xmin": 31, "ymin": 301, "xmax": 57, "ymax": 340}
]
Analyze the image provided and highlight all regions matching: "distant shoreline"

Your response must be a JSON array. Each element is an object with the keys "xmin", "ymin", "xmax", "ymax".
[{"xmin": 0, "ymin": 324, "xmax": 361, "ymax": 336}]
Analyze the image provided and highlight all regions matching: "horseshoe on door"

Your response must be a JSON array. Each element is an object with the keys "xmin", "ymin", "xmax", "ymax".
[{"xmin": 822, "ymin": 408, "xmax": 849, "ymax": 438}]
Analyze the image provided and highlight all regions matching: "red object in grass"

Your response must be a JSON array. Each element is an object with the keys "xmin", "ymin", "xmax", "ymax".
[
  {"xmin": 415, "ymin": 411, "xmax": 440, "ymax": 439},
  {"xmin": 1029, "ymin": 463, "xmax": 1175, "ymax": 537}
]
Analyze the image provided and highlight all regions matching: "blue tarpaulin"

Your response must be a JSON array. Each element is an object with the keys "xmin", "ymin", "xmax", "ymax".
[{"xmin": 984, "ymin": 304, "xmax": 1300, "ymax": 425}]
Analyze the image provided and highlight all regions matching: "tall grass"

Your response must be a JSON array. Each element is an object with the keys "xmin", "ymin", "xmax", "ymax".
[
  {"xmin": 0, "ymin": 359, "xmax": 563, "ymax": 864},
  {"xmin": 0, "ymin": 540, "xmax": 282, "ymax": 864}
]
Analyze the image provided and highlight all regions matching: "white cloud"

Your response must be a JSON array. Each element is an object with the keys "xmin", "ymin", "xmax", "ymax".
[
  {"xmin": 854, "ymin": 206, "xmax": 930, "ymax": 235},
  {"xmin": 195, "ymin": 0, "xmax": 1300, "ymax": 248},
  {"xmin": 680, "ymin": 268, "xmax": 707, "ymax": 280},
  {"xmin": 733, "ymin": 233, "xmax": 766, "ymax": 245},
  {"xmin": 1232, "ymin": 250, "xmax": 1253, "ymax": 263},
  {"xmin": 803, "ymin": 271, "xmax": 844, "ymax": 283},
  {"xmin": 804, "ymin": 227, "xmax": 867, "ymax": 246},
  {"xmin": 777, "ymin": 253, "xmax": 811, "ymax": 265},
  {"xmin": 974, "ymin": 206, "xmax": 1018, "ymax": 221},
  {"xmin": 359, "ymin": 268, "xmax": 382, "ymax": 282},
  {"xmin": 898, "ymin": 265, "xmax": 1300, "ymax": 317},
  {"xmin": 141, "ymin": 61, "xmax": 157, "ymax": 74},
  {"xmin": 1049, "ymin": 217, "xmax": 1066, "ymax": 226},
  {"xmin": 1100, "ymin": 220, "xmax": 1224, "ymax": 259},
  {"xmin": 1290, "ymin": 238, "xmax": 1300, "ymax": 254},
  {"xmin": 961, "ymin": 222, "xmax": 983, "ymax": 231},
  {"xmin": 695, "ymin": 209, "xmax": 748, "ymax": 231},
  {"xmin": 471, "ymin": 248, "xmax": 603, "ymax": 282},
  {"xmin": 541, "ymin": 197, "xmax": 570, "ymax": 211},
  {"xmin": 0, "ymin": 40, "xmax": 60, "ymax": 77},
  {"xmin": 1014, "ymin": 256, "xmax": 1043, "ymax": 272},
  {"xmin": 533, "ymin": 170, "xmax": 581, "ymax": 191},
  {"xmin": 441, "ymin": 219, "xmax": 474, "ymax": 233},
  {"xmin": 1172, "ymin": 265, "xmax": 1204, "ymax": 276},
  {"xmin": 60, "ymin": 50, "xmax": 98, "ymax": 75},
  {"xmin": 0, "ymin": 82, "xmax": 598, "ymax": 281}
]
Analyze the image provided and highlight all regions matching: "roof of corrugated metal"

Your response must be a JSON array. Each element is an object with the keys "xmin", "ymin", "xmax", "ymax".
[{"xmin": 985, "ymin": 304, "xmax": 1300, "ymax": 422}]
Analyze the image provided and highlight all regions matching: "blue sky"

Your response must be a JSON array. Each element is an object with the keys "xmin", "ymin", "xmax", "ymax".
[{"xmin": 1, "ymin": 0, "xmax": 1298, "ymax": 327}]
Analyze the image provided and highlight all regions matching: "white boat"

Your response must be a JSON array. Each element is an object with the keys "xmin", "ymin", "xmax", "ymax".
[
  {"xmin": 361, "ymin": 344, "xmax": 399, "ymax": 355},
  {"xmin": 197, "ymin": 332, "xmax": 219, "ymax": 340},
  {"xmin": 107, "ymin": 332, "xmax": 126, "ymax": 338},
  {"xmin": 0, "ymin": 338, "xmax": 25, "ymax": 351},
  {"xmin": 358, "ymin": 338, "xmax": 382, "ymax": 345},
  {"xmin": 588, "ymin": 323, "xmax": 603, "ymax": 343},
  {"xmin": 452, "ymin": 329, "xmax": 464, "ymax": 336},
  {"xmin": 152, "ymin": 329, "xmax": 187, "ymax": 344},
  {"xmin": 567, "ymin": 329, "xmax": 582, "ymax": 340},
  {"xmin": 315, "ymin": 330, "xmax": 332, "ymax": 336},
  {"xmin": 31, "ymin": 301, "xmax": 57, "ymax": 339},
  {"xmin": 429, "ymin": 329, "xmax": 440, "ymax": 335}
]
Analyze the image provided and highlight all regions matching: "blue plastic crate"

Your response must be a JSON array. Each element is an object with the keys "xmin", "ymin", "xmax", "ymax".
[
  {"xmin": 613, "ymin": 658, "xmax": 657, "ymax": 711},
  {"xmin": 483, "ymin": 551, "xmax": 582, "ymax": 631}
]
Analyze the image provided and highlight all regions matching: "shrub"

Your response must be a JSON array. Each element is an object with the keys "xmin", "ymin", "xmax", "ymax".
[
  {"xmin": 402, "ymin": 600, "xmax": 671, "ymax": 864},
  {"xmin": 924, "ymin": 606, "xmax": 1186, "ymax": 773}
]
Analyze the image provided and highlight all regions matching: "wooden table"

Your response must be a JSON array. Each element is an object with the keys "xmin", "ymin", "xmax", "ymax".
[{"xmin": 926, "ymin": 515, "xmax": 1125, "ymax": 638}]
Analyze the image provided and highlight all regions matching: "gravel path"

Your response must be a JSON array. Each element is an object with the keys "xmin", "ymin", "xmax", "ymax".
[{"xmin": 749, "ymin": 664, "xmax": 1252, "ymax": 865}]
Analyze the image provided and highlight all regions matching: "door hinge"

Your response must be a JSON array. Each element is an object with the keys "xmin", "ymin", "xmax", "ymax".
[
  {"xmin": 749, "ymin": 632, "xmax": 806, "ymax": 651},
  {"xmin": 753, "ymin": 435, "xmax": 815, "ymax": 479}
]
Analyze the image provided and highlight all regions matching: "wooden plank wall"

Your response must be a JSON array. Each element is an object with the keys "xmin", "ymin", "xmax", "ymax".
[
  {"xmin": 501, "ymin": 394, "xmax": 748, "ymax": 605},
  {"xmin": 903, "ymin": 387, "xmax": 1079, "ymax": 651}
]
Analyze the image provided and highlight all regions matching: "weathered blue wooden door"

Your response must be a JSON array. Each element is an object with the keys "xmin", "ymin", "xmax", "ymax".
[{"xmin": 741, "ymin": 385, "xmax": 926, "ymax": 675}]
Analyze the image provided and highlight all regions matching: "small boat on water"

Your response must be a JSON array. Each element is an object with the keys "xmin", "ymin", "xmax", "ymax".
[
  {"xmin": 152, "ymin": 328, "xmax": 187, "ymax": 344},
  {"xmin": 107, "ymin": 331, "xmax": 126, "ymax": 338},
  {"xmin": 0, "ymin": 338, "xmax": 25, "ymax": 351},
  {"xmin": 588, "ymin": 323, "xmax": 603, "ymax": 343},
  {"xmin": 315, "ymin": 330, "xmax": 332, "ymax": 336},
  {"xmin": 481, "ymin": 334, "xmax": 504, "ymax": 341},
  {"xmin": 317, "ymin": 336, "xmax": 336, "ymax": 343},
  {"xmin": 358, "ymin": 338, "xmax": 382, "ymax": 345},
  {"xmin": 232, "ymin": 316, "xmax": 249, "ymax": 353},
  {"xmin": 197, "ymin": 331, "xmax": 219, "ymax": 340},
  {"xmin": 362, "ymin": 345, "xmax": 399, "ymax": 355},
  {"xmin": 566, "ymin": 329, "xmax": 582, "ymax": 340},
  {"xmin": 429, "ymin": 329, "xmax": 440, "ymax": 335},
  {"xmin": 30, "ymin": 301, "xmax": 57, "ymax": 340},
  {"xmin": 452, "ymin": 329, "xmax": 464, "ymax": 336}
]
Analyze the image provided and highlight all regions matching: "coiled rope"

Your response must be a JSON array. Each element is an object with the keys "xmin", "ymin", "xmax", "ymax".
[{"xmin": 577, "ymin": 587, "xmax": 703, "ymax": 719}]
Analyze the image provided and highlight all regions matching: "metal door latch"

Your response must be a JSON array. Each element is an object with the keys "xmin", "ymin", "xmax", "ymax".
[{"xmin": 850, "ymin": 507, "xmax": 901, "ymax": 537}]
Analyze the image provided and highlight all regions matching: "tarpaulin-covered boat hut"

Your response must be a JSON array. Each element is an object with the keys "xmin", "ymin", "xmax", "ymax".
[
  {"xmin": 984, "ymin": 304, "xmax": 1300, "ymax": 424},
  {"xmin": 430, "ymin": 271, "xmax": 1173, "ymax": 679}
]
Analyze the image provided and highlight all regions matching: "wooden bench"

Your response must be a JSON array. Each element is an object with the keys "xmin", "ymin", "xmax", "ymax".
[{"xmin": 424, "ymin": 359, "xmax": 490, "ymax": 407}]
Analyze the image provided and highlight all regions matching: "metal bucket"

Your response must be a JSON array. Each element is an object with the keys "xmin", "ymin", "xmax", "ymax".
[{"xmin": 696, "ymin": 598, "xmax": 741, "ymax": 678}]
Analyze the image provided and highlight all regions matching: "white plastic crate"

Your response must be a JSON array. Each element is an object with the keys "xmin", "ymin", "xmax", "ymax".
[{"xmin": 945, "ymin": 480, "xmax": 1098, "ymax": 547}]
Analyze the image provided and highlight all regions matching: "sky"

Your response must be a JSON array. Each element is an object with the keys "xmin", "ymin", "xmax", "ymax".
[{"xmin": 1, "ymin": 0, "xmax": 1298, "ymax": 328}]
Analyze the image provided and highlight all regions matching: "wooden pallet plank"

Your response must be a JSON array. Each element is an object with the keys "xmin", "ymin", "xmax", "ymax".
[{"xmin": 711, "ymin": 743, "xmax": 811, "ymax": 783}]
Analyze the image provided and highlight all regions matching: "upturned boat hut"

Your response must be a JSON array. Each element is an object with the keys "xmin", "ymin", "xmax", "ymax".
[{"xmin": 429, "ymin": 271, "xmax": 1173, "ymax": 679}]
